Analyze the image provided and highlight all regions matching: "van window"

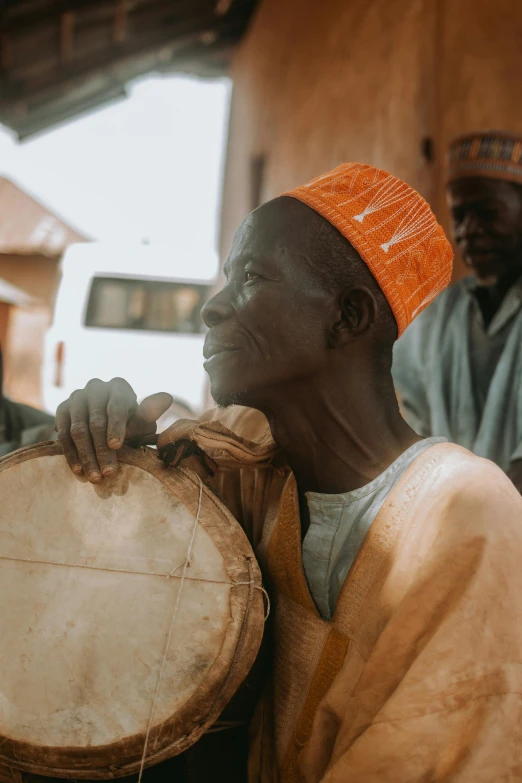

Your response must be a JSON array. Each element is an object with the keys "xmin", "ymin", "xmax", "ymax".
[{"xmin": 85, "ymin": 277, "xmax": 208, "ymax": 334}]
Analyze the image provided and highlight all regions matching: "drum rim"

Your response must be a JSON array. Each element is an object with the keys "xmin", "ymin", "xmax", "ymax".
[{"xmin": 0, "ymin": 442, "xmax": 265, "ymax": 779}]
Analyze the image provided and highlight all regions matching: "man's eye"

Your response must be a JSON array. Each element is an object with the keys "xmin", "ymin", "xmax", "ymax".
[
  {"xmin": 451, "ymin": 210, "xmax": 465, "ymax": 224},
  {"xmin": 244, "ymin": 270, "xmax": 259, "ymax": 283},
  {"xmin": 478, "ymin": 208, "xmax": 497, "ymax": 221}
]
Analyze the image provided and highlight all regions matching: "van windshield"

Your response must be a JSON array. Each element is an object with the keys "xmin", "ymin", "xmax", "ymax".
[{"xmin": 85, "ymin": 277, "xmax": 208, "ymax": 334}]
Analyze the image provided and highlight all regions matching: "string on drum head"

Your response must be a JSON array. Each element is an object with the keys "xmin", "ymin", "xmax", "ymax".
[
  {"xmin": 136, "ymin": 476, "xmax": 270, "ymax": 781},
  {"xmin": 137, "ymin": 477, "xmax": 204, "ymax": 783}
]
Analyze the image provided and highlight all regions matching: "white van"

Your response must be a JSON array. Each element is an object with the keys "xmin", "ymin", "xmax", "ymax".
[{"xmin": 42, "ymin": 243, "xmax": 216, "ymax": 419}]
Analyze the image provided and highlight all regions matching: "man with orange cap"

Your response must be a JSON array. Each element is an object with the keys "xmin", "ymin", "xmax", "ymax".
[
  {"xmin": 55, "ymin": 163, "xmax": 522, "ymax": 781},
  {"xmin": 393, "ymin": 131, "xmax": 522, "ymax": 492}
]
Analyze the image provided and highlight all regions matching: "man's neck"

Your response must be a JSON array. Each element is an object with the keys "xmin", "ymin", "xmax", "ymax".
[
  {"xmin": 472, "ymin": 267, "xmax": 522, "ymax": 327},
  {"xmin": 258, "ymin": 370, "xmax": 420, "ymax": 497}
]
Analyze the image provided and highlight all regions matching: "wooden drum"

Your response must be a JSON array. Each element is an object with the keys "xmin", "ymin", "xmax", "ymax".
[{"xmin": 0, "ymin": 442, "xmax": 264, "ymax": 779}]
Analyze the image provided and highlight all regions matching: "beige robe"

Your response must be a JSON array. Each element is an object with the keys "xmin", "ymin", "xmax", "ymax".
[{"xmin": 161, "ymin": 406, "xmax": 522, "ymax": 782}]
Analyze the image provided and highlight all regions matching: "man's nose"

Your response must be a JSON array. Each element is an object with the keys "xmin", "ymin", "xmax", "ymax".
[
  {"xmin": 201, "ymin": 287, "xmax": 234, "ymax": 327},
  {"xmin": 457, "ymin": 211, "xmax": 484, "ymax": 240}
]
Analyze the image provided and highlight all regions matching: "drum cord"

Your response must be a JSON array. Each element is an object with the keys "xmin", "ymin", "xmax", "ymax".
[
  {"xmin": 136, "ymin": 480, "xmax": 270, "ymax": 783},
  {"xmin": 137, "ymin": 477, "xmax": 204, "ymax": 783},
  {"xmin": 231, "ymin": 579, "xmax": 270, "ymax": 622}
]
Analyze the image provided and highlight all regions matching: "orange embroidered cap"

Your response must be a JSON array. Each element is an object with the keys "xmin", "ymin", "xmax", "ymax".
[{"xmin": 284, "ymin": 163, "xmax": 453, "ymax": 337}]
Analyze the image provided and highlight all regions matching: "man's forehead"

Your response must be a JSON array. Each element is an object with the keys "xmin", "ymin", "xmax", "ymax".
[
  {"xmin": 448, "ymin": 177, "xmax": 517, "ymax": 204},
  {"xmin": 229, "ymin": 199, "xmax": 307, "ymax": 259}
]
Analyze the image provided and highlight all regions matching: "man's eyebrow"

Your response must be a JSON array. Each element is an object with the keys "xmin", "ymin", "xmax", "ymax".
[
  {"xmin": 473, "ymin": 197, "xmax": 502, "ymax": 205},
  {"xmin": 223, "ymin": 254, "xmax": 263, "ymax": 274},
  {"xmin": 452, "ymin": 197, "xmax": 501, "ymax": 210},
  {"xmin": 223, "ymin": 261, "xmax": 230, "ymax": 278}
]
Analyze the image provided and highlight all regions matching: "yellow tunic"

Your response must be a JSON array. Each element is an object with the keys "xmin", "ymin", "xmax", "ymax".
[{"xmin": 166, "ymin": 406, "xmax": 522, "ymax": 782}]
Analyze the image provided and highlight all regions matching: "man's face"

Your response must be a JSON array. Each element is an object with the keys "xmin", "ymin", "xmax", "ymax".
[
  {"xmin": 447, "ymin": 177, "xmax": 522, "ymax": 283},
  {"xmin": 201, "ymin": 200, "xmax": 335, "ymax": 408}
]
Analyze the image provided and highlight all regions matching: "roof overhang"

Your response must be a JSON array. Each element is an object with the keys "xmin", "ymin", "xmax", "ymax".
[{"xmin": 0, "ymin": 0, "xmax": 257, "ymax": 139}]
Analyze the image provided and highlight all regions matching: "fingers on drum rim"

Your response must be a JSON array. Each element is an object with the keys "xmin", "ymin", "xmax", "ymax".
[
  {"xmin": 69, "ymin": 389, "xmax": 103, "ymax": 482},
  {"xmin": 55, "ymin": 402, "xmax": 82, "ymax": 475},
  {"xmin": 107, "ymin": 377, "xmax": 138, "ymax": 448}
]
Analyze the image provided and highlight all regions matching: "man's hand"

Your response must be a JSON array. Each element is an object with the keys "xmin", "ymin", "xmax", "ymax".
[
  {"xmin": 55, "ymin": 378, "xmax": 172, "ymax": 483},
  {"xmin": 507, "ymin": 459, "xmax": 522, "ymax": 496}
]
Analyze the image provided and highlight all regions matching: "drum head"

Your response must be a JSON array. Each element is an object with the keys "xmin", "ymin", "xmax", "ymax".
[{"xmin": 0, "ymin": 443, "xmax": 264, "ymax": 778}]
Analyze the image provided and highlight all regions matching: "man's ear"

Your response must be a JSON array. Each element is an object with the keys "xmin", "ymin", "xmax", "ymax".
[{"xmin": 328, "ymin": 286, "xmax": 377, "ymax": 347}]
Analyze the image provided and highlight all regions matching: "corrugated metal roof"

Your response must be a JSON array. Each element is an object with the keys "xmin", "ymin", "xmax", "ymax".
[{"xmin": 0, "ymin": 177, "xmax": 87, "ymax": 257}]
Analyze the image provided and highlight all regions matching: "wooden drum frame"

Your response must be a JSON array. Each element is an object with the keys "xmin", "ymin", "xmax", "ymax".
[{"xmin": 0, "ymin": 442, "xmax": 264, "ymax": 779}]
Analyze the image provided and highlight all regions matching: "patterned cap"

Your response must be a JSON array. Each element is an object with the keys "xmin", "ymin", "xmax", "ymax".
[
  {"xmin": 284, "ymin": 163, "xmax": 453, "ymax": 337},
  {"xmin": 447, "ymin": 130, "xmax": 522, "ymax": 185}
]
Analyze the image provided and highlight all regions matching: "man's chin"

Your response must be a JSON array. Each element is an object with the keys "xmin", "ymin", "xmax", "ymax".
[
  {"xmin": 467, "ymin": 254, "xmax": 503, "ymax": 284},
  {"xmin": 211, "ymin": 387, "xmax": 250, "ymax": 409}
]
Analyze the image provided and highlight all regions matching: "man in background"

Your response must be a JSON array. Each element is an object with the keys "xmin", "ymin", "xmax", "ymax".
[
  {"xmin": 0, "ymin": 347, "xmax": 55, "ymax": 457},
  {"xmin": 393, "ymin": 130, "xmax": 522, "ymax": 492}
]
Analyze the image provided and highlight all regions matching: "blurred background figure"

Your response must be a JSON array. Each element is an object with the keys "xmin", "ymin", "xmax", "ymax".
[
  {"xmin": 393, "ymin": 131, "xmax": 522, "ymax": 491},
  {"xmin": 0, "ymin": 346, "xmax": 54, "ymax": 457}
]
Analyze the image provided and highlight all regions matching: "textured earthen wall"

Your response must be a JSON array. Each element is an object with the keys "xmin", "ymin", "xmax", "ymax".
[
  {"xmin": 221, "ymin": 0, "xmax": 522, "ymax": 280},
  {"xmin": 435, "ymin": 0, "xmax": 522, "ymax": 219}
]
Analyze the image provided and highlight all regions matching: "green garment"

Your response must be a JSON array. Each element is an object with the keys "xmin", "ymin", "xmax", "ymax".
[
  {"xmin": 392, "ymin": 276, "xmax": 522, "ymax": 472},
  {"xmin": 0, "ymin": 398, "xmax": 56, "ymax": 458}
]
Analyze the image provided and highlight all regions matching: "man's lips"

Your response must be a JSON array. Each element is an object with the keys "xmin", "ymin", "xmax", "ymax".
[
  {"xmin": 460, "ymin": 246, "xmax": 498, "ymax": 266},
  {"xmin": 459, "ymin": 242, "xmax": 497, "ymax": 256},
  {"xmin": 203, "ymin": 342, "xmax": 242, "ymax": 361}
]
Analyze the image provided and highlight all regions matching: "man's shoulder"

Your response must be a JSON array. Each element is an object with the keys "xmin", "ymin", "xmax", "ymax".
[
  {"xmin": 395, "ymin": 444, "xmax": 522, "ymax": 625},
  {"xmin": 418, "ymin": 277, "xmax": 471, "ymax": 322},
  {"xmin": 428, "ymin": 442, "xmax": 515, "ymax": 497},
  {"xmin": 395, "ymin": 278, "xmax": 469, "ymax": 347},
  {"xmin": 419, "ymin": 443, "xmax": 522, "ymax": 539}
]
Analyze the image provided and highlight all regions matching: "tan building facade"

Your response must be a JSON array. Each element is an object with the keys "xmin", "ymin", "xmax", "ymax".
[
  {"xmin": 0, "ymin": 178, "xmax": 86, "ymax": 407},
  {"xmin": 220, "ymin": 0, "xmax": 522, "ymax": 280}
]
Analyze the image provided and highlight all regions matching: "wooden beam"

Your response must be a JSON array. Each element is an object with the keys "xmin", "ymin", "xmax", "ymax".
[
  {"xmin": 1, "ymin": 13, "xmax": 220, "ymax": 105},
  {"xmin": 5, "ymin": 85, "xmax": 127, "ymax": 139},
  {"xmin": 0, "ymin": 35, "xmax": 236, "ymax": 138},
  {"xmin": 2, "ymin": 1, "xmax": 102, "ymax": 36},
  {"xmin": 113, "ymin": 0, "xmax": 127, "ymax": 44},
  {"xmin": 60, "ymin": 12, "xmax": 75, "ymax": 64},
  {"xmin": 3, "ymin": 0, "xmax": 222, "ymax": 89},
  {"xmin": 2, "ymin": 0, "xmax": 205, "ymax": 36}
]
